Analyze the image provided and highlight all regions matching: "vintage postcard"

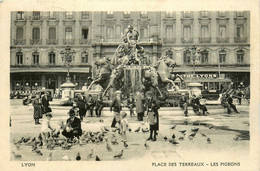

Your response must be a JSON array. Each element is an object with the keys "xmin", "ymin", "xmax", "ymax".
[{"xmin": 0, "ymin": 0, "xmax": 259, "ymax": 170}]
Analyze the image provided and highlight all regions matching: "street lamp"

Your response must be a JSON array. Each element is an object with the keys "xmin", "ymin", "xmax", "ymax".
[
  {"xmin": 60, "ymin": 46, "xmax": 76, "ymax": 83},
  {"xmin": 35, "ymin": 82, "xmax": 38, "ymax": 91}
]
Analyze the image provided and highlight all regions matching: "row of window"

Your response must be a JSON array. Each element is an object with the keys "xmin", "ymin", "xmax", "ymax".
[
  {"xmin": 182, "ymin": 50, "xmax": 245, "ymax": 64},
  {"xmin": 15, "ymin": 24, "xmax": 245, "ymax": 44},
  {"xmin": 16, "ymin": 27, "xmax": 89, "ymax": 42},
  {"xmin": 16, "ymin": 11, "xmax": 247, "ymax": 20},
  {"xmin": 14, "ymin": 50, "xmax": 245, "ymax": 65},
  {"xmin": 15, "ymin": 52, "xmax": 88, "ymax": 65}
]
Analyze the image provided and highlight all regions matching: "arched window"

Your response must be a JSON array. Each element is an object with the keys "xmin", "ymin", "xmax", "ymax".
[
  {"xmin": 183, "ymin": 26, "xmax": 191, "ymax": 39},
  {"xmin": 49, "ymin": 27, "xmax": 56, "ymax": 40},
  {"xmin": 32, "ymin": 52, "xmax": 39, "ymax": 65},
  {"xmin": 107, "ymin": 27, "xmax": 114, "ymax": 38},
  {"xmin": 166, "ymin": 26, "xmax": 173, "ymax": 38},
  {"xmin": 49, "ymin": 52, "xmax": 56, "ymax": 65},
  {"xmin": 219, "ymin": 50, "xmax": 226, "ymax": 63},
  {"xmin": 65, "ymin": 27, "xmax": 72, "ymax": 40},
  {"xmin": 32, "ymin": 28, "xmax": 40, "ymax": 40},
  {"xmin": 237, "ymin": 50, "xmax": 244, "ymax": 63},
  {"xmin": 201, "ymin": 50, "xmax": 209, "ymax": 63},
  {"xmin": 16, "ymin": 27, "xmax": 23, "ymax": 40},
  {"xmin": 183, "ymin": 50, "xmax": 191, "ymax": 64},
  {"xmin": 16, "ymin": 52, "xmax": 23, "ymax": 65}
]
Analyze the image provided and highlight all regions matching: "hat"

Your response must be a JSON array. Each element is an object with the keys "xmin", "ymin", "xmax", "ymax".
[
  {"xmin": 115, "ymin": 91, "xmax": 122, "ymax": 94},
  {"xmin": 68, "ymin": 109, "xmax": 76, "ymax": 116},
  {"xmin": 120, "ymin": 111, "xmax": 127, "ymax": 117}
]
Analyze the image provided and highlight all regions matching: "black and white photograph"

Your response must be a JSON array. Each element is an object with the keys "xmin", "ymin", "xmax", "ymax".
[{"xmin": 1, "ymin": 0, "xmax": 260, "ymax": 170}]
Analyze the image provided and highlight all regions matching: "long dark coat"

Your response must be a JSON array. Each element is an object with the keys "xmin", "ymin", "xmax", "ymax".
[
  {"xmin": 32, "ymin": 98, "xmax": 42, "ymax": 119},
  {"xmin": 147, "ymin": 98, "xmax": 160, "ymax": 131}
]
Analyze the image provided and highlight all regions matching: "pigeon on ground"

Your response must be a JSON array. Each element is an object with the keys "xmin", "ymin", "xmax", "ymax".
[
  {"xmin": 179, "ymin": 130, "xmax": 186, "ymax": 134},
  {"xmin": 88, "ymin": 149, "xmax": 93, "ymax": 158},
  {"xmin": 15, "ymin": 143, "xmax": 21, "ymax": 150},
  {"xmin": 144, "ymin": 142, "xmax": 149, "ymax": 149},
  {"xmin": 106, "ymin": 143, "xmax": 112, "ymax": 151},
  {"xmin": 99, "ymin": 119, "xmax": 104, "ymax": 122},
  {"xmin": 142, "ymin": 128, "xmax": 146, "ymax": 133},
  {"xmin": 169, "ymin": 139, "xmax": 179, "ymax": 145},
  {"xmin": 189, "ymin": 132, "xmax": 197, "ymax": 138},
  {"xmin": 170, "ymin": 125, "xmax": 176, "ymax": 129},
  {"xmin": 62, "ymin": 154, "xmax": 71, "ymax": 161},
  {"xmin": 111, "ymin": 139, "xmax": 119, "ymax": 145},
  {"xmin": 46, "ymin": 152, "xmax": 52, "ymax": 161},
  {"xmin": 38, "ymin": 133, "xmax": 43, "ymax": 141},
  {"xmin": 23, "ymin": 137, "xmax": 31, "ymax": 143},
  {"xmin": 114, "ymin": 150, "xmax": 124, "ymax": 159},
  {"xmin": 35, "ymin": 149, "xmax": 43, "ymax": 156},
  {"xmin": 200, "ymin": 133, "xmax": 207, "ymax": 137},
  {"xmin": 191, "ymin": 128, "xmax": 199, "ymax": 132},
  {"xmin": 12, "ymin": 152, "xmax": 22, "ymax": 159},
  {"xmin": 96, "ymin": 156, "xmax": 101, "ymax": 161},
  {"xmin": 128, "ymin": 128, "xmax": 132, "ymax": 132},
  {"xmin": 76, "ymin": 153, "xmax": 81, "ymax": 161},
  {"xmin": 18, "ymin": 137, "xmax": 25, "ymax": 144},
  {"xmin": 179, "ymin": 136, "xmax": 184, "ymax": 141},
  {"xmin": 104, "ymin": 127, "xmax": 109, "ymax": 132},
  {"xmin": 172, "ymin": 133, "xmax": 176, "ymax": 139},
  {"xmin": 135, "ymin": 127, "xmax": 141, "ymax": 133},
  {"xmin": 209, "ymin": 125, "xmax": 214, "ymax": 129},
  {"xmin": 164, "ymin": 136, "xmax": 168, "ymax": 141},
  {"xmin": 124, "ymin": 141, "xmax": 128, "ymax": 148},
  {"xmin": 207, "ymin": 137, "xmax": 211, "ymax": 143}
]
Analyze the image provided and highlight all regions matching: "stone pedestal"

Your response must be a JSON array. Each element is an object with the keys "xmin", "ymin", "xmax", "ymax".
[
  {"xmin": 60, "ymin": 77, "xmax": 75, "ymax": 101},
  {"xmin": 187, "ymin": 82, "xmax": 203, "ymax": 97}
]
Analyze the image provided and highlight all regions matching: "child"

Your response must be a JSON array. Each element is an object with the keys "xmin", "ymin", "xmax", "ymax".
[
  {"xmin": 147, "ymin": 104, "xmax": 158, "ymax": 141},
  {"xmin": 41, "ymin": 113, "xmax": 54, "ymax": 144},
  {"xmin": 120, "ymin": 111, "xmax": 128, "ymax": 142}
]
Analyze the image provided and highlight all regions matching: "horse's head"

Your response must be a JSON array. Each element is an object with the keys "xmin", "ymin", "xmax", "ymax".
[
  {"xmin": 162, "ymin": 56, "xmax": 176, "ymax": 68},
  {"xmin": 94, "ymin": 57, "xmax": 110, "ymax": 66}
]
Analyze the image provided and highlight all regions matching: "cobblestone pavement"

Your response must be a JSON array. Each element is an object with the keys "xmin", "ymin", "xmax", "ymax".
[{"xmin": 10, "ymin": 99, "xmax": 249, "ymax": 162}]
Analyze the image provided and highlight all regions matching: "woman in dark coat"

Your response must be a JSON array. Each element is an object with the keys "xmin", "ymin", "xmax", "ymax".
[{"xmin": 32, "ymin": 94, "xmax": 42, "ymax": 125}]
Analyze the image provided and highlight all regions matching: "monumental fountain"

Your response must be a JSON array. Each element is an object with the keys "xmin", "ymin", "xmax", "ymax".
[{"xmin": 87, "ymin": 25, "xmax": 183, "ymax": 102}]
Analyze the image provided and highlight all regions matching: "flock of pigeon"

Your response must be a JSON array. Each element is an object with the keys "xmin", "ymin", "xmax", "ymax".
[{"xmin": 12, "ymin": 123, "xmax": 217, "ymax": 161}]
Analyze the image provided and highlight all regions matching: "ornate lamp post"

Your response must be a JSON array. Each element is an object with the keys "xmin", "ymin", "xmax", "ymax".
[
  {"xmin": 60, "ymin": 46, "xmax": 76, "ymax": 101},
  {"xmin": 60, "ymin": 46, "xmax": 76, "ymax": 83},
  {"xmin": 187, "ymin": 45, "xmax": 202, "ymax": 97}
]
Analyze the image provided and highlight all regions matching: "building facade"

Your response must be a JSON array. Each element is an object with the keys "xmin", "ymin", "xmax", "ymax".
[{"xmin": 10, "ymin": 11, "xmax": 250, "ymax": 93}]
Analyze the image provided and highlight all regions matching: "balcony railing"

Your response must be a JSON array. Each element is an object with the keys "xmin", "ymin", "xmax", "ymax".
[
  {"xmin": 47, "ymin": 39, "xmax": 58, "ymax": 45},
  {"xmin": 80, "ymin": 39, "xmax": 90, "ymax": 44},
  {"xmin": 162, "ymin": 38, "xmax": 175, "ymax": 44},
  {"xmin": 30, "ymin": 39, "xmax": 42, "ymax": 45},
  {"xmin": 199, "ymin": 37, "xmax": 211, "ymax": 43},
  {"xmin": 63, "ymin": 39, "xmax": 75, "ymax": 45},
  {"xmin": 181, "ymin": 37, "xmax": 193, "ymax": 43},
  {"xmin": 10, "ymin": 64, "xmax": 92, "ymax": 68},
  {"xmin": 13, "ymin": 39, "xmax": 26, "ymax": 45},
  {"xmin": 234, "ymin": 37, "xmax": 247, "ymax": 43},
  {"xmin": 217, "ymin": 37, "xmax": 229, "ymax": 43}
]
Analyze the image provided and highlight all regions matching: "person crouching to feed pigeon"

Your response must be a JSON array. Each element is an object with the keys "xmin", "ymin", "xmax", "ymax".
[
  {"xmin": 62, "ymin": 109, "xmax": 82, "ymax": 142},
  {"xmin": 41, "ymin": 113, "xmax": 54, "ymax": 145},
  {"xmin": 120, "ymin": 111, "xmax": 129, "ymax": 142}
]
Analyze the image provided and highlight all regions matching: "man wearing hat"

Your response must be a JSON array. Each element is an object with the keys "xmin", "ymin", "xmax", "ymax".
[
  {"xmin": 136, "ymin": 91, "xmax": 145, "ymax": 121},
  {"xmin": 179, "ymin": 93, "xmax": 188, "ymax": 117},
  {"xmin": 110, "ymin": 91, "xmax": 123, "ymax": 128},
  {"xmin": 62, "ymin": 109, "xmax": 82, "ymax": 141}
]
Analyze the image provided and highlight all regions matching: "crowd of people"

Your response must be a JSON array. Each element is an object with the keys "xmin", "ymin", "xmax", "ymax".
[{"xmin": 31, "ymin": 84, "xmax": 246, "ymax": 144}]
